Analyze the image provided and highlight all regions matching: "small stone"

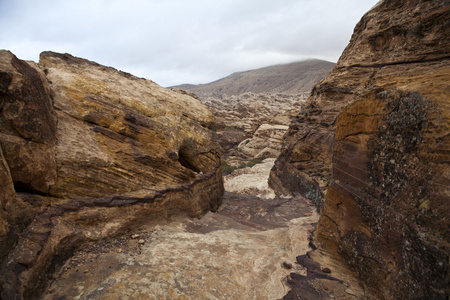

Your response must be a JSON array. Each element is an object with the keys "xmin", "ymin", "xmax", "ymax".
[
  {"xmin": 131, "ymin": 234, "xmax": 140, "ymax": 239},
  {"xmin": 322, "ymin": 267, "xmax": 332, "ymax": 273},
  {"xmin": 282, "ymin": 262, "xmax": 293, "ymax": 269},
  {"xmin": 138, "ymin": 239, "xmax": 145, "ymax": 244}
]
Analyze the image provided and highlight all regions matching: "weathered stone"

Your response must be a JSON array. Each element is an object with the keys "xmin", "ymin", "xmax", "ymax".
[
  {"xmin": 237, "ymin": 124, "xmax": 289, "ymax": 159},
  {"xmin": 0, "ymin": 51, "xmax": 224, "ymax": 299},
  {"xmin": 39, "ymin": 51, "xmax": 219, "ymax": 199},
  {"xmin": 224, "ymin": 158, "xmax": 276, "ymax": 198},
  {"xmin": 0, "ymin": 50, "xmax": 56, "ymax": 272},
  {"xmin": 272, "ymin": 1, "xmax": 450, "ymax": 299},
  {"xmin": 177, "ymin": 60, "xmax": 335, "ymax": 160},
  {"xmin": 203, "ymin": 92, "xmax": 308, "ymax": 159},
  {"xmin": 0, "ymin": 145, "xmax": 17, "ymax": 263},
  {"xmin": 0, "ymin": 50, "xmax": 57, "ymax": 194}
]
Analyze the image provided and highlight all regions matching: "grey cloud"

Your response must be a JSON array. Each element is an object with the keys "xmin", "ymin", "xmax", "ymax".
[{"xmin": 0, "ymin": 0, "xmax": 379, "ymax": 86}]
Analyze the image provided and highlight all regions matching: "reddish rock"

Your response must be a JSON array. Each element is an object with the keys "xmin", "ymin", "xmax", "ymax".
[{"xmin": 272, "ymin": 1, "xmax": 450, "ymax": 299}]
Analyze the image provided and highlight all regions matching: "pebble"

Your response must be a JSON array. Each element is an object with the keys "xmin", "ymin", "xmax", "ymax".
[
  {"xmin": 282, "ymin": 262, "xmax": 293, "ymax": 269},
  {"xmin": 138, "ymin": 239, "xmax": 145, "ymax": 244}
]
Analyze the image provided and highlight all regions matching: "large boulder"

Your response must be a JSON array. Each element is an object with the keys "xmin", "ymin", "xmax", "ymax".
[
  {"xmin": 0, "ymin": 51, "xmax": 223, "ymax": 299},
  {"xmin": 271, "ymin": 0, "xmax": 449, "ymax": 299},
  {"xmin": 237, "ymin": 124, "xmax": 289, "ymax": 159}
]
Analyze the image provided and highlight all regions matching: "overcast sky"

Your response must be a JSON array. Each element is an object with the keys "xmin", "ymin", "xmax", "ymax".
[{"xmin": 0, "ymin": 0, "xmax": 379, "ymax": 86}]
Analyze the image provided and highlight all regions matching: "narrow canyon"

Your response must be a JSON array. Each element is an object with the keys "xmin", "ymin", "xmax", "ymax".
[{"xmin": 0, "ymin": 0, "xmax": 449, "ymax": 299}]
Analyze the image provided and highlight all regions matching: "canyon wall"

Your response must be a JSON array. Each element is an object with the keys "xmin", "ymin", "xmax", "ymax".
[
  {"xmin": 271, "ymin": 0, "xmax": 449, "ymax": 298},
  {"xmin": 0, "ymin": 51, "xmax": 223, "ymax": 299}
]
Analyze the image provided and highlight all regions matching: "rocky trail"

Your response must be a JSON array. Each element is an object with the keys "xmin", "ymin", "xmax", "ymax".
[{"xmin": 42, "ymin": 161, "xmax": 365, "ymax": 300}]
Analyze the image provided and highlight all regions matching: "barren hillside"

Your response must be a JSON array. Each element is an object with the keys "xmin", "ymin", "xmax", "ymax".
[{"xmin": 175, "ymin": 59, "xmax": 335, "ymax": 98}]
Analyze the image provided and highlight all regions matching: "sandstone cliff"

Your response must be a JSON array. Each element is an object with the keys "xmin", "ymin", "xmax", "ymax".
[
  {"xmin": 0, "ymin": 51, "xmax": 223, "ymax": 299},
  {"xmin": 271, "ymin": 0, "xmax": 450, "ymax": 299}
]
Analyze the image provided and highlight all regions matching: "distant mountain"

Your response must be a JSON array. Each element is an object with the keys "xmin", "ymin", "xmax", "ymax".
[{"xmin": 174, "ymin": 59, "xmax": 335, "ymax": 99}]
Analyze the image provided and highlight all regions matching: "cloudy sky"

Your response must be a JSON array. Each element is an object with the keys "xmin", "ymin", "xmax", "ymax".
[{"xmin": 0, "ymin": 0, "xmax": 379, "ymax": 86}]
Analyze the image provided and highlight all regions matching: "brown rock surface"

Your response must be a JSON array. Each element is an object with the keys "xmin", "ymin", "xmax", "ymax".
[
  {"xmin": 271, "ymin": 0, "xmax": 450, "ymax": 299},
  {"xmin": 41, "ymin": 52, "xmax": 220, "ymax": 198},
  {"xmin": 202, "ymin": 91, "xmax": 308, "ymax": 159},
  {"xmin": 0, "ymin": 50, "xmax": 57, "ymax": 194},
  {"xmin": 0, "ymin": 51, "xmax": 223, "ymax": 299},
  {"xmin": 42, "ymin": 193, "xmax": 320, "ymax": 300}
]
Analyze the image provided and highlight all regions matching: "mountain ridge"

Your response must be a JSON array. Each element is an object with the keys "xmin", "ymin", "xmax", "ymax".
[{"xmin": 174, "ymin": 59, "xmax": 335, "ymax": 98}]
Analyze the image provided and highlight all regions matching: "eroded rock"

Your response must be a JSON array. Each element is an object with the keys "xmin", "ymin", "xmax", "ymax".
[
  {"xmin": 271, "ymin": 0, "xmax": 450, "ymax": 299},
  {"xmin": 224, "ymin": 158, "xmax": 277, "ymax": 198},
  {"xmin": 0, "ymin": 51, "xmax": 223, "ymax": 299},
  {"xmin": 42, "ymin": 193, "xmax": 319, "ymax": 300}
]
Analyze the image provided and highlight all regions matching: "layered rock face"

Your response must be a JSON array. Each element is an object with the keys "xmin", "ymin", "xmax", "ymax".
[
  {"xmin": 237, "ymin": 124, "xmax": 290, "ymax": 159},
  {"xmin": 0, "ymin": 51, "xmax": 223, "ymax": 298},
  {"xmin": 201, "ymin": 91, "xmax": 307, "ymax": 159},
  {"xmin": 271, "ymin": 0, "xmax": 450, "ymax": 299}
]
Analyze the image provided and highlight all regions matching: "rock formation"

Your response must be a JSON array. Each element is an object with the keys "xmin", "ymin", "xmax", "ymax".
[
  {"xmin": 176, "ymin": 60, "xmax": 334, "ymax": 161},
  {"xmin": 237, "ymin": 124, "xmax": 290, "ymax": 159},
  {"xmin": 270, "ymin": 0, "xmax": 450, "ymax": 299},
  {"xmin": 202, "ymin": 92, "xmax": 306, "ymax": 160},
  {"xmin": 0, "ymin": 51, "xmax": 223, "ymax": 299},
  {"xmin": 224, "ymin": 158, "xmax": 277, "ymax": 199}
]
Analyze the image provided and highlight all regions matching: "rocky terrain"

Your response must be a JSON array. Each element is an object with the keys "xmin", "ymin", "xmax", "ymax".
[
  {"xmin": 1, "ymin": 0, "xmax": 448, "ymax": 299},
  {"xmin": 42, "ymin": 154, "xmax": 371, "ymax": 300},
  {"xmin": 224, "ymin": 158, "xmax": 278, "ymax": 198},
  {"xmin": 270, "ymin": 0, "xmax": 450, "ymax": 299},
  {"xmin": 0, "ymin": 51, "xmax": 223, "ymax": 299},
  {"xmin": 41, "ymin": 159, "xmax": 324, "ymax": 300},
  {"xmin": 201, "ymin": 92, "xmax": 304, "ymax": 159},
  {"xmin": 175, "ymin": 60, "xmax": 334, "ymax": 161}
]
